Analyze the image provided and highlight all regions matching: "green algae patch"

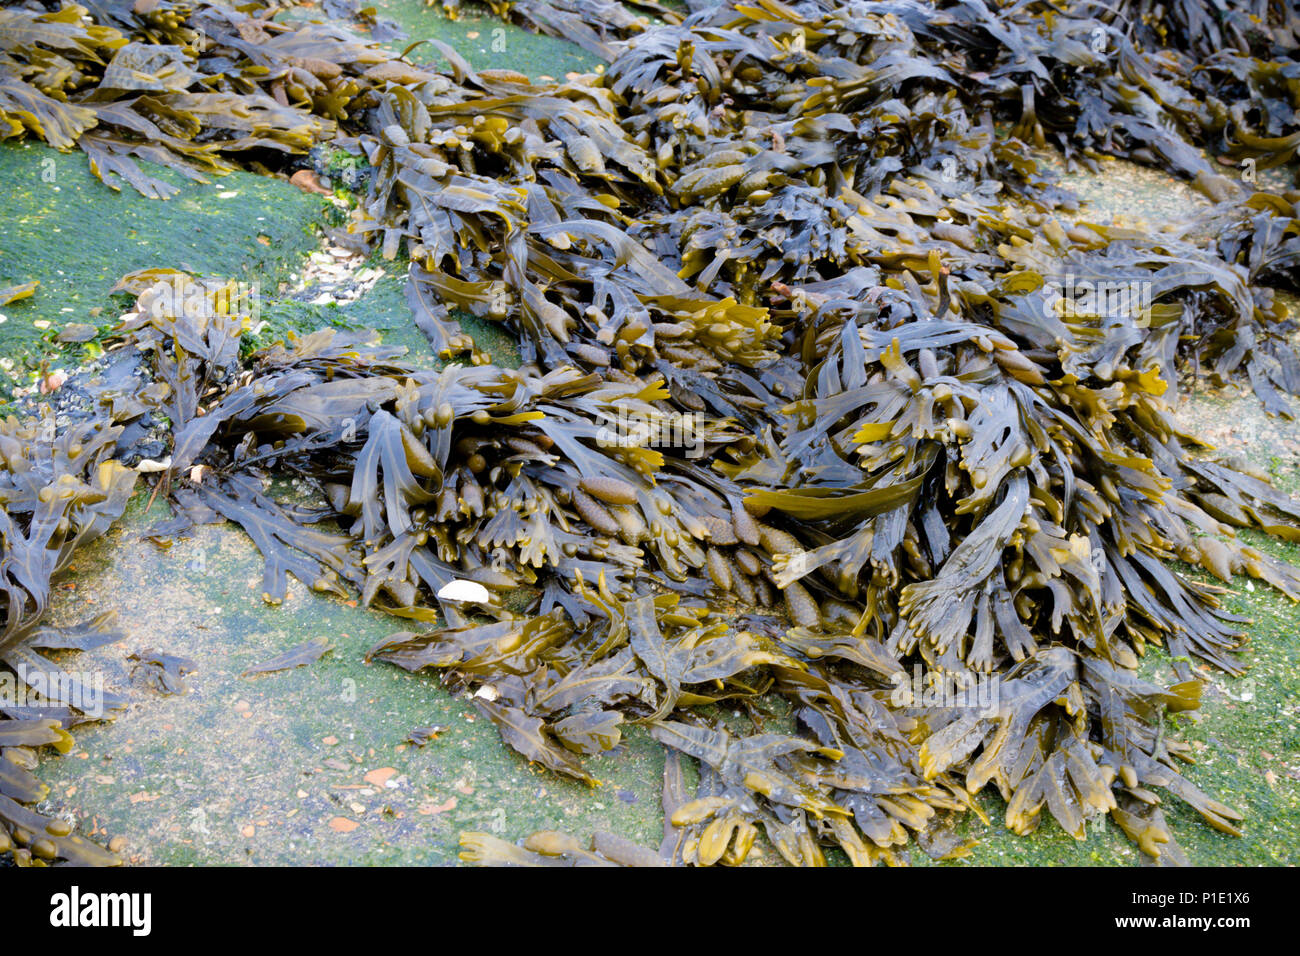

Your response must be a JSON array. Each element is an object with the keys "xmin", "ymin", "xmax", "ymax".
[
  {"xmin": 349, "ymin": 257, "xmax": 524, "ymax": 369},
  {"xmin": 31, "ymin": 495, "xmax": 665, "ymax": 866},
  {"xmin": 0, "ymin": 139, "xmax": 511, "ymax": 397},
  {"xmin": 279, "ymin": 0, "xmax": 601, "ymax": 79},
  {"xmin": 254, "ymin": 252, "xmax": 523, "ymax": 370},
  {"xmin": 0, "ymin": 141, "xmax": 326, "ymax": 387}
]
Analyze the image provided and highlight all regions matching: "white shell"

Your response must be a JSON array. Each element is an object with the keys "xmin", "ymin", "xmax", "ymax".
[
  {"xmin": 436, "ymin": 579, "xmax": 490, "ymax": 604},
  {"xmin": 135, "ymin": 456, "xmax": 173, "ymax": 473}
]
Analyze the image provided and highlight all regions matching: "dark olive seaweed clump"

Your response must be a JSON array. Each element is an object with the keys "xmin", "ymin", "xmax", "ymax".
[{"xmin": 1, "ymin": 0, "xmax": 1299, "ymax": 866}]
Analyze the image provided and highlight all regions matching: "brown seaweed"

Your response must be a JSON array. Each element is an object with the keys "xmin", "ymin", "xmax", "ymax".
[
  {"xmin": 2, "ymin": 0, "xmax": 1300, "ymax": 867},
  {"xmin": 240, "ymin": 636, "xmax": 334, "ymax": 677},
  {"xmin": 127, "ymin": 647, "xmax": 197, "ymax": 695}
]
